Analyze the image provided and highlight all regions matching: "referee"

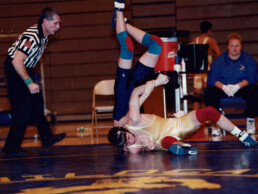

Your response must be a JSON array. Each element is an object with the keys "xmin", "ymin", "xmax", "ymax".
[{"xmin": 3, "ymin": 7, "xmax": 66, "ymax": 157}]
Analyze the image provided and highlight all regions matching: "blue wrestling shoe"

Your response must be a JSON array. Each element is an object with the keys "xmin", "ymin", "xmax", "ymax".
[
  {"xmin": 242, "ymin": 135, "xmax": 258, "ymax": 148},
  {"xmin": 169, "ymin": 144, "xmax": 198, "ymax": 156}
]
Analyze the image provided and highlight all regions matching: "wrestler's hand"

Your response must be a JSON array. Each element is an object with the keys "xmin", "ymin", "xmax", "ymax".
[
  {"xmin": 114, "ymin": 113, "xmax": 129, "ymax": 127},
  {"xmin": 140, "ymin": 137, "xmax": 155, "ymax": 150},
  {"xmin": 146, "ymin": 139, "xmax": 155, "ymax": 150},
  {"xmin": 28, "ymin": 83, "xmax": 40, "ymax": 94},
  {"xmin": 155, "ymin": 74, "xmax": 169, "ymax": 86},
  {"xmin": 173, "ymin": 111, "xmax": 185, "ymax": 118}
]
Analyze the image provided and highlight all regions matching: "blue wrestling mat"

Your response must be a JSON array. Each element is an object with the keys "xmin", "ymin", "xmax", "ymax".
[{"xmin": 0, "ymin": 141, "xmax": 257, "ymax": 194}]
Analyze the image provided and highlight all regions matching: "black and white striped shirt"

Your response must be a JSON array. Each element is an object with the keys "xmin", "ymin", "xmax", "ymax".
[{"xmin": 8, "ymin": 24, "xmax": 48, "ymax": 68}]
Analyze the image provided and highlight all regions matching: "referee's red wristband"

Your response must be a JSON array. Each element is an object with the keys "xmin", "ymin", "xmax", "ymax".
[{"xmin": 24, "ymin": 78, "xmax": 33, "ymax": 86}]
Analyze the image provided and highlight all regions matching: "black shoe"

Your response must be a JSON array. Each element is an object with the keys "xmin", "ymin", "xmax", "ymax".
[
  {"xmin": 42, "ymin": 133, "xmax": 66, "ymax": 148},
  {"xmin": 3, "ymin": 146, "xmax": 28, "ymax": 157}
]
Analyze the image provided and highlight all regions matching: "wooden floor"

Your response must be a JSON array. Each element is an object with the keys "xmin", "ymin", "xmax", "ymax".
[{"xmin": 0, "ymin": 120, "xmax": 257, "ymax": 194}]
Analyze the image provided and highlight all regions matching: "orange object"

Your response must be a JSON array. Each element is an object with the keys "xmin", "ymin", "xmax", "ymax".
[{"xmin": 155, "ymin": 37, "xmax": 178, "ymax": 72}]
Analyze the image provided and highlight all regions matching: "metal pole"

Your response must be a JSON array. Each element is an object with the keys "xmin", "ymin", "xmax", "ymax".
[{"xmin": 163, "ymin": 87, "xmax": 167, "ymax": 118}]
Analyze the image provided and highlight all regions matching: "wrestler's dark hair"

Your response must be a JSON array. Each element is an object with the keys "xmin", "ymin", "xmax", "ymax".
[
  {"xmin": 200, "ymin": 21, "xmax": 212, "ymax": 33},
  {"xmin": 38, "ymin": 7, "xmax": 61, "ymax": 24},
  {"xmin": 108, "ymin": 127, "xmax": 131, "ymax": 147}
]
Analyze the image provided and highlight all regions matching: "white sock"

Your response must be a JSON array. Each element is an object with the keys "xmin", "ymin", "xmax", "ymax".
[
  {"xmin": 231, "ymin": 126, "xmax": 248, "ymax": 141},
  {"xmin": 246, "ymin": 117, "xmax": 255, "ymax": 130},
  {"xmin": 247, "ymin": 117, "xmax": 255, "ymax": 122},
  {"xmin": 230, "ymin": 126, "xmax": 242, "ymax": 136},
  {"xmin": 114, "ymin": 2, "xmax": 125, "ymax": 10}
]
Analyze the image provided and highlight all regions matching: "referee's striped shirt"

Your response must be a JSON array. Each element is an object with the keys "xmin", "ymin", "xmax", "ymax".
[{"xmin": 8, "ymin": 24, "xmax": 48, "ymax": 68}]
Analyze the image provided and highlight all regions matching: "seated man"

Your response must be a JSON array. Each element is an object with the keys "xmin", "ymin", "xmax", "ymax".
[
  {"xmin": 108, "ymin": 74, "xmax": 258, "ymax": 155},
  {"xmin": 204, "ymin": 33, "xmax": 258, "ymax": 134}
]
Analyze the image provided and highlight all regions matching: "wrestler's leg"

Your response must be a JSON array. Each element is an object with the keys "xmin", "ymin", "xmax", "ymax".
[
  {"xmin": 193, "ymin": 74, "xmax": 204, "ymax": 110},
  {"xmin": 192, "ymin": 106, "xmax": 257, "ymax": 148},
  {"xmin": 113, "ymin": 1, "xmax": 162, "ymax": 121},
  {"xmin": 125, "ymin": 24, "xmax": 163, "ymax": 88},
  {"xmin": 116, "ymin": 10, "xmax": 133, "ymax": 69},
  {"xmin": 193, "ymin": 106, "xmax": 234, "ymax": 130},
  {"xmin": 113, "ymin": 6, "xmax": 134, "ymax": 123},
  {"xmin": 113, "ymin": 1, "xmax": 157, "ymax": 121},
  {"xmin": 161, "ymin": 115, "xmax": 199, "ymax": 155},
  {"xmin": 161, "ymin": 136, "xmax": 198, "ymax": 156},
  {"xmin": 127, "ymin": 24, "xmax": 162, "ymax": 68},
  {"xmin": 193, "ymin": 75, "xmax": 203, "ymax": 94},
  {"xmin": 112, "ymin": 0, "xmax": 162, "ymax": 69},
  {"xmin": 117, "ymin": 20, "xmax": 163, "ymax": 109}
]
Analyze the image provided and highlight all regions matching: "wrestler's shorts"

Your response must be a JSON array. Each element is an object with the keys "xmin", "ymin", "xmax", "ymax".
[
  {"xmin": 193, "ymin": 73, "xmax": 207, "ymax": 89},
  {"xmin": 113, "ymin": 66, "xmax": 134, "ymax": 121},
  {"xmin": 113, "ymin": 61, "xmax": 154, "ymax": 121}
]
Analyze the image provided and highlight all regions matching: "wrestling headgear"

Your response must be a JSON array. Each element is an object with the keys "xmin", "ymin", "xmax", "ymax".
[{"xmin": 108, "ymin": 127, "xmax": 131, "ymax": 147}]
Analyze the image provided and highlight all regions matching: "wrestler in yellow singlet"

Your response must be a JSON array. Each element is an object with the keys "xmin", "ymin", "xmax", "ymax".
[{"xmin": 125, "ymin": 112, "xmax": 197, "ymax": 150}]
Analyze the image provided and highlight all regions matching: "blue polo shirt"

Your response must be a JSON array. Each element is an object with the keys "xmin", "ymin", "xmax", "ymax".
[{"xmin": 207, "ymin": 51, "xmax": 258, "ymax": 86}]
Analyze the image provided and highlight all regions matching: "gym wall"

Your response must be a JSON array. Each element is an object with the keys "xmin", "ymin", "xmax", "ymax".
[{"xmin": 0, "ymin": 0, "xmax": 257, "ymax": 121}]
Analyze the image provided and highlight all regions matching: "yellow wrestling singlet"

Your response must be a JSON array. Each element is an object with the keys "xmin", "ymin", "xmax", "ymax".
[{"xmin": 125, "ymin": 112, "xmax": 197, "ymax": 149}]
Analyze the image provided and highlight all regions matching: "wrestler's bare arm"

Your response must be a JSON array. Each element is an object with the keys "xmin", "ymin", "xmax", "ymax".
[
  {"xmin": 139, "ymin": 80, "xmax": 155, "ymax": 107},
  {"xmin": 131, "ymin": 74, "xmax": 169, "ymax": 108},
  {"xmin": 128, "ymin": 74, "xmax": 169, "ymax": 124},
  {"xmin": 210, "ymin": 38, "xmax": 221, "ymax": 57}
]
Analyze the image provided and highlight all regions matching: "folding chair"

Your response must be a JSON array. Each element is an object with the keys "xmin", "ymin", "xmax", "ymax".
[{"xmin": 91, "ymin": 79, "xmax": 115, "ymax": 138}]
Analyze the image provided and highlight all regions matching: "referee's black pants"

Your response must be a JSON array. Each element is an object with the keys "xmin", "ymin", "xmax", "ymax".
[
  {"xmin": 3, "ymin": 57, "xmax": 53, "ymax": 149},
  {"xmin": 203, "ymin": 84, "xmax": 258, "ymax": 118}
]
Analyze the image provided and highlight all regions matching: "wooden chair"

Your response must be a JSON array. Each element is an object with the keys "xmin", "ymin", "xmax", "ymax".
[{"xmin": 91, "ymin": 79, "xmax": 115, "ymax": 138}]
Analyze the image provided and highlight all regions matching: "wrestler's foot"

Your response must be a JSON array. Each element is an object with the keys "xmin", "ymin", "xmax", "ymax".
[
  {"xmin": 111, "ymin": 10, "xmax": 130, "ymax": 29},
  {"xmin": 241, "ymin": 135, "xmax": 258, "ymax": 148},
  {"xmin": 111, "ymin": 13, "xmax": 130, "ymax": 29},
  {"xmin": 114, "ymin": 0, "xmax": 125, "ymax": 11},
  {"xmin": 169, "ymin": 144, "xmax": 198, "ymax": 156},
  {"xmin": 111, "ymin": 0, "xmax": 125, "ymax": 29}
]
